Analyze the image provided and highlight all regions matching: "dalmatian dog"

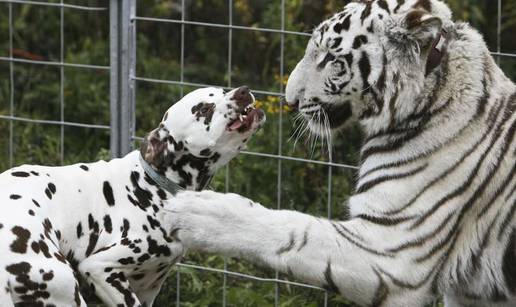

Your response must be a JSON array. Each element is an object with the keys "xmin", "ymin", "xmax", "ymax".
[{"xmin": 0, "ymin": 86, "xmax": 265, "ymax": 307}]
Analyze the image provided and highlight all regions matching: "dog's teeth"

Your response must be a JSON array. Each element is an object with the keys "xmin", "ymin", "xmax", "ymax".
[{"xmin": 239, "ymin": 115, "xmax": 243, "ymax": 121}]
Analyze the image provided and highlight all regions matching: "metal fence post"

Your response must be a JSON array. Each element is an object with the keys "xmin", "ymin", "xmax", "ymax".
[{"xmin": 110, "ymin": 0, "xmax": 136, "ymax": 158}]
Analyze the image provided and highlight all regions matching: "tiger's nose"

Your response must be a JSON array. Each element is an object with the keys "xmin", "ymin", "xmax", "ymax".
[{"xmin": 232, "ymin": 86, "xmax": 253, "ymax": 107}]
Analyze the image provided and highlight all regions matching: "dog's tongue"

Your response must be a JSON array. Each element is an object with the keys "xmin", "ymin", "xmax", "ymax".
[
  {"xmin": 228, "ymin": 109, "xmax": 259, "ymax": 131},
  {"xmin": 228, "ymin": 118, "xmax": 245, "ymax": 131}
]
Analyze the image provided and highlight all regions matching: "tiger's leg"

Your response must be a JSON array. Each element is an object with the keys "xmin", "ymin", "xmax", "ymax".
[{"xmin": 163, "ymin": 190, "xmax": 432, "ymax": 307}]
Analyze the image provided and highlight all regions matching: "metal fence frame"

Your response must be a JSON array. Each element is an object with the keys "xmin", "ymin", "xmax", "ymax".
[{"xmin": 1, "ymin": 0, "xmax": 516, "ymax": 306}]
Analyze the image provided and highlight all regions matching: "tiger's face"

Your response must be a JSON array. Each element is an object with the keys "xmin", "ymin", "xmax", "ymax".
[{"xmin": 286, "ymin": 0, "xmax": 452, "ymax": 135}]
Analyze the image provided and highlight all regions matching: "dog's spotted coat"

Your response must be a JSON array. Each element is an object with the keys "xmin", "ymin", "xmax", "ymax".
[{"xmin": 0, "ymin": 86, "xmax": 265, "ymax": 307}]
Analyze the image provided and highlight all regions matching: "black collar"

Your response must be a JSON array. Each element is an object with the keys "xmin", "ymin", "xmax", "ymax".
[{"xmin": 139, "ymin": 153, "xmax": 183, "ymax": 196}]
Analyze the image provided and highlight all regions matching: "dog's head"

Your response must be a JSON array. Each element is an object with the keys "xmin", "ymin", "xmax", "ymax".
[{"xmin": 140, "ymin": 86, "xmax": 265, "ymax": 187}]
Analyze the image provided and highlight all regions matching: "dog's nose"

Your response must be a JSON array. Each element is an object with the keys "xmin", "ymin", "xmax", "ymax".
[{"xmin": 233, "ymin": 86, "xmax": 253, "ymax": 107}]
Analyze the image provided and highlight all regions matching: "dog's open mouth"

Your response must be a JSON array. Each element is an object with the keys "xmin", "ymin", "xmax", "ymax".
[{"xmin": 227, "ymin": 105, "xmax": 265, "ymax": 133}]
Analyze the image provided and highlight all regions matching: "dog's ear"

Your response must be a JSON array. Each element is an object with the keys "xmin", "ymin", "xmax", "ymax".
[{"xmin": 140, "ymin": 125, "xmax": 169, "ymax": 168}]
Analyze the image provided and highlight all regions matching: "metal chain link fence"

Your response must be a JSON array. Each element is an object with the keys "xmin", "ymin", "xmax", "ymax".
[{"xmin": 1, "ymin": 0, "xmax": 515, "ymax": 306}]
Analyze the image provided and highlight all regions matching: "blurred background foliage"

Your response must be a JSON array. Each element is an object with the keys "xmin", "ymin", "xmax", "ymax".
[{"xmin": 0, "ymin": 0, "xmax": 515, "ymax": 306}]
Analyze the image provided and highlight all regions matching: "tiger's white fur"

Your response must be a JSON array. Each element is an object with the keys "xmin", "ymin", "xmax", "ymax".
[{"xmin": 165, "ymin": 0, "xmax": 516, "ymax": 306}]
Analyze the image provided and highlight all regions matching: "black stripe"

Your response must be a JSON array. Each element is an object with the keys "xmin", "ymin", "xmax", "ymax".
[
  {"xmin": 410, "ymin": 110, "xmax": 515, "ymax": 229},
  {"xmin": 352, "ymin": 35, "xmax": 368, "ymax": 49},
  {"xmin": 506, "ymin": 183, "xmax": 516, "ymax": 202},
  {"xmin": 371, "ymin": 269, "xmax": 389, "ymax": 307},
  {"xmin": 382, "ymin": 96, "xmax": 504, "ymax": 215},
  {"xmin": 358, "ymin": 51, "xmax": 371, "ymax": 95},
  {"xmin": 356, "ymin": 213, "xmax": 413, "ymax": 227},
  {"xmin": 423, "ymin": 115, "xmax": 515, "ymax": 268},
  {"xmin": 333, "ymin": 14, "xmax": 351, "ymax": 33},
  {"xmin": 376, "ymin": 54, "xmax": 387, "ymax": 94},
  {"xmin": 469, "ymin": 210, "xmax": 502, "ymax": 276},
  {"xmin": 297, "ymin": 228, "xmax": 309, "ymax": 251},
  {"xmin": 415, "ymin": 225, "xmax": 460, "ymax": 263},
  {"xmin": 503, "ymin": 228, "xmax": 516, "ymax": 293},
  {"xmin": 323, "ymin": 261, "xmax": 340, "ymax": 293},
  {"xmin": 360, "ymin": 2, "xmax": 372, "ymax": 23},
  {"xmin": 317, "ymin": 52, "xmax": 336, "ymax": 70},
  {"xmin": 276, "ymin": 231, "xmax": 296, "ymax": 255},
  {"xmin": 499, "ymin": 198, "xmax": 516, "ymax": 241},
  {"xmin": 387, "ymin": 212, "xmax": 454, "ymax": 253},
  {"xmin": 356, "ymin": 163, "xmax": 427, "ymax": 194},
  {"xmin": 394, "ymin": 0, "xmax": 405, "ymax": 13},
  {"xmin": 332, "ymin": 222, "xmax": 393, "ymax": 257},
  {"xmin": 377, "ymin": 0, "xmax": 390, "ymax": 13},
  {"xmin": 477, "ymin": 163, "xmax": 516, "ymax": 218},
  {"xmin": 330, "ymin": 37, "xmax": 343, "ymax": 49}
]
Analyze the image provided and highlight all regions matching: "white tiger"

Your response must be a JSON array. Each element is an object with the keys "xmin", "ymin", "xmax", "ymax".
[{"xmin": 165, "ymin": 0, "xmax": 516, "ymax": 306}]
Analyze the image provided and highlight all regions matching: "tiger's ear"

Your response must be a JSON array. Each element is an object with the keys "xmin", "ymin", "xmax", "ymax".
[
  {"xmin": 403, "ymin": 9, "xmax": 442, "ymax": 49},
  {"xmin": 140, "ymin": 125, "xmax": 169, "ymax": 168}
]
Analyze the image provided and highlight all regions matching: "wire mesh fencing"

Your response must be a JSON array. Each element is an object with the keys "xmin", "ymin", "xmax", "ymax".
[{"xmin": 1, "ymin": 0, "xmax": 516, "ymax": 306}]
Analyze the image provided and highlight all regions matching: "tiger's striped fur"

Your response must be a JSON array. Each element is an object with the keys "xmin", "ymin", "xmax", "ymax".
[{"xmin": 166, "ymin": 0, "xmax": 515, "ymax": 306}]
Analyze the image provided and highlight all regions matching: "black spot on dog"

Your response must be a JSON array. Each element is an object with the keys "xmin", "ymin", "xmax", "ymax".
[
  {"xmin": 200, "ymin": 148, "xmax": 212, "ymax": 157},
  {"xmin": 105, "ymin": 272, "xmax": 135, "ymax": 307},
  {"xmin": 118, "ymin": 257, "xmax": 135, "ymax": 265},
  {"xmin": 54, "ymin": 252, "xmax": 67, "ymax": 263},
  {"xmin": 30, "ymin": 171, "xmax": 39, "ymax": 176},
  {"xmin": 103, "ymin": 215, "xmax": 113, "ymax": 234},
  {"xmin": 191, "ymin": 102, "xmax": 216, "ymax": 126},
  {"xmin": 31, "ymin": 241, "xmax": 40, "ymax": 254},
  {"xmin": 5, "ymin": 261, "xmax": 32, "ymax": 282},
  {"xmin": 32, "ymin": 199, "xmax": 40, "ymax": 207},
  {"xmin": 42, "ymin": 271, "xmax": 54, "ymax": 281},
  {"xmin": 28, "ymin": 210, "xmax": 35, "ymax": 216},
  {"xmin": 0, "ymin": 223, "xmax": 3, "ymax": 229},
  {"xmin": 103, "ymin": 181, "xmax": 115, "ymax": 206},
  {"xmin": 80, "ymin": 165, "xmax": 89, "ymax": 171},
  {"xmin": 129, "ymin": 171, "xmax": 154, "ymax": 210},
  {"xmin": 147, "ymin": 236, "xmax": 171, "ymax": 257},
  {"xmin": 147, "ymin": 215, "xmax": 160, "ymax": 230},
  {"xmin": 137, "ymin": 253, "xmax": 150, "ymax": 263},
  {"xmin": 44, "ymin": 183, "xmax": 56, "ymax": 200},
  {"xmin": 77, "ymin": 223, "xmax": 83, "ymax": 239},
  {"xmin": 10, "ymin": 194, "xmax": 21, "ymax": 200},
  {"xmin": 11, "ymin": 171, "xmax": 30, "ymax": 177},
  {"xmin": 45, "ymin": 188, "xmax": 52, "ymax": 199},
  {"xmin": 10, "ymin": 226, "xmax": 31, "ymax": 253},
  {"xmin": 121, "ymin": 219, "xmax": 130, "ymax": 238},
  {"xmin": 157, "ymin": 189, "xmax": 167, "ymax": 200},
  {"xmin": 48, "ymin": 183, "xmax": 56, "ymax": 194},
  {"xmin": 85, "ymin": 214, "xmax": 99, "ymax": 257}
]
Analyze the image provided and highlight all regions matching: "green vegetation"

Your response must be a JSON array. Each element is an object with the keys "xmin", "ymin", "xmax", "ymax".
[{"xmin": 0, "ymin": 1, "xmax": 514, "ymax": 306}]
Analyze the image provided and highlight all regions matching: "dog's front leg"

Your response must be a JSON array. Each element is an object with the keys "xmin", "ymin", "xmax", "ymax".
[{"xmin": 78, "ymin": 251, "xmax": 142, "ymax": 307}]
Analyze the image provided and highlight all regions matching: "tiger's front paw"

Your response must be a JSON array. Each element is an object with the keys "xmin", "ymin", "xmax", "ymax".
[{"xmin": 163, "ymin": 190, "xmax": 264, "ymax": 252}]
